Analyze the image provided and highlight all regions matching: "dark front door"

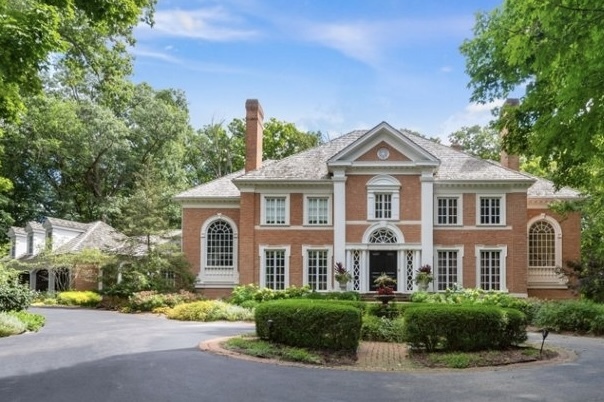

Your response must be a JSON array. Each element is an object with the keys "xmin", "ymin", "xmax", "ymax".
[{"xmin": 369, "ymin": 251, "xmax": 397, "ymax": 291}]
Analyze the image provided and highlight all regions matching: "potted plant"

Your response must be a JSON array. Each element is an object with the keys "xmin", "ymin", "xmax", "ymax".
[
  {"xmin": 334, "ymin": 262, "xmax": 352, "ymax": 291},
  {"xmin": 374, "ymin": 272, "xmax": 397, "ymax": 304},
  {"xmin": 415, "ymin": 264, "xmax": 433, "ymax": 291}
]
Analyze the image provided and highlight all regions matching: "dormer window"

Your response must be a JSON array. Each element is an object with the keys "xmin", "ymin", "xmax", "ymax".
[
  {"xmin": 46, "ymin": 230, "xmax": 53, "ymax": 251},
  {"xmin": 27, "ymin": 232, "xmax": 34, "ymax": 254},
  {"xmin": 10, "ymin": 238, "xmax": 16, "ymax": 258},
  {"xmin": 367, "ymin": 175, "xmax": 400, "ymax": 221}
]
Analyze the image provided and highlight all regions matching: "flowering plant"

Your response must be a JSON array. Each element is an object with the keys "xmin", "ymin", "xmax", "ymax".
[
  {"xmin": 415, "ymin": 264, "xmax": 433, "ymax": 285},
  {"xmin": 334, "ymin": 262, "xmax": 352, "ymax": 283},
  {"xmin": 374, "ymin": 272, "xmax": 396, "ymax": 294}
]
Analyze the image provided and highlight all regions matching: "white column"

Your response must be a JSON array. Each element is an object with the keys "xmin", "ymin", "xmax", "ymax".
[
  {"xmin": 420, "ymin": 170, "xmax": 434, "ymax": 267},
  {"xmin": 333, "ymin": 169, "xmax": 347, "ymax": 268},
  {"xmin": 48, "ymin": 269, "xmax": 56, "ymax": 293},
  {"xmin": 30, "ymin": 270, "xmax": 36, "ymax": 290}
]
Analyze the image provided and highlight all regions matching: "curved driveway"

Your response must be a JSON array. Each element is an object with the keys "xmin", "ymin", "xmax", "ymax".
[{"xmin": 1, "ymin": 308, "xmax": 603, "ymax": 402}]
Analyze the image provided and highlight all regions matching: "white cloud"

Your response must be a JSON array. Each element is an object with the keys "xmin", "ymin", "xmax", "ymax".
[
  {"xmin": 131, "ymin": 47, "xmax": 182, "ymax": 63},
  {"xmin": 440, "ymin": 66, "xmax": 453, "ymax": 73},
  {"xmin": 438, "ymin": 100, "xmax": 504, "ymax": 143},
  {"xmin": 137, "ymin": 6, "xmax": 260, "ymax": 41}
]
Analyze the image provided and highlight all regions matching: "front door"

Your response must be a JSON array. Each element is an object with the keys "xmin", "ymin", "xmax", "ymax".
[{"xmin": 369, "ymin": 250, "xmax": 397, "ymax": 291}]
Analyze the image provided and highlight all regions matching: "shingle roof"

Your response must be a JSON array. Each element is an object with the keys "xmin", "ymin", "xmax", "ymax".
[
  {"xmin": 175, "ymin": 125, "xmax": 580, "ymax": 200},
  {"xmin": 44, "ymin": 217, "xmax": 90, "ymax": 231},
  {"xmin": 54, "ymin": 221, "xmax": 128, "ymax": 254},
  {"xmin": 526, "ymin": 176, "xmax": 582, "ymax": 199},
  {"xmin": 9, "ymin": 226, "xmax": 26, "ymax": 236}
]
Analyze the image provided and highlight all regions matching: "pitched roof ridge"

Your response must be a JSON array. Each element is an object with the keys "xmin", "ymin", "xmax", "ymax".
[{"xmin": 67, "ymin": 221, "xmax": 102, "ymax": 252}]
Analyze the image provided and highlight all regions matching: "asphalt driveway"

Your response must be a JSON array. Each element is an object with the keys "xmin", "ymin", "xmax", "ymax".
[{"xmin": 1, "ymin": 307, "xmax": 603, "ymax": 402}]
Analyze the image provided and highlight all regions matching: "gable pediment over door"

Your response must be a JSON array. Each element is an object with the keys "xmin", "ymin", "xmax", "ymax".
[{"xmin": 327, "ymin": 122, "xmax": 440, "ymax": 170}]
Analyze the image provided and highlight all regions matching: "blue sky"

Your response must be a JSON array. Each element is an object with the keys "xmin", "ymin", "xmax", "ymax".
[{"xmin": 132, "ymin": 0, "xmax": 503, "ymax": 142}]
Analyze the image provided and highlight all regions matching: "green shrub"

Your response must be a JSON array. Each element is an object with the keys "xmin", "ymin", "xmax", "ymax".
[
  {"xmin": 7, "ymin": 311, "xmax": 45, "ymax": 332},
  {"xmin": 239, "ymin": 300, "xmax": 260, "ymax": 310},
  {"xmin": 166, "ymin": 300, "xmax": 254, "ymax": 322},
  {"xmin": 127, "ymin": 290, "xmax": 201, "ymax": 312},
  {"xmin": 57, "ymin": 291, "xmax": 102, "ymax": 307},
  {"xmin": 361, "ymin": 315, "xmax": 406, "ymax": 342},
  {"xmin": 230, "ymin": 284, "xmax": 357, "ymax": 305},
  {"xmin": 410, "ymin": 287, "xmax": 537, "ymax": 322},
  {"xmin": 255, "ymin": 299, "xmax": 362, "ymax": 352},
  {"xmin": 304, "ymin": 291, "xmax": 361, "ymax": 301},
  {"xmin": 534, "ymin": 300, "xmax": 604, "ymax": 335},
  {"xmin": 403, "ymin": 304, "xmax": 527, "ymax": 352},
  {"xmin": 0, "ymin": 283, "xmax": 37, "ymax": 312},
  {"xmin": 0, "ymin": 312, "xmax": 27, "ymax": 337}
]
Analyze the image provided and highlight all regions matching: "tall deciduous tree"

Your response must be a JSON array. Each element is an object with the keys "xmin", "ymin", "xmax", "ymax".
[
  {"xmin": 448, "ymin": 125, "xmax": 500, "ymax": 161},
  {"xmin": 460, "ymin": 0, "xmax": 604, "ymax": 190}
]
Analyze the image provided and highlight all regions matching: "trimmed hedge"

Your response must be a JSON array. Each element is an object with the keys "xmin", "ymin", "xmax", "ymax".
[
  {"xmin": 255, "ymin": 299, "xmax": 362, "ymax": 352},
  {"xmin": 534, "ymin": 300, "xmax": 604, "ymax": 335},
  {"xmin": 403, "ymin": 304, "xmax": 527, "ymax": 352},
  {"xmin": 57, "ymin": 291, "xmax": 102, "ymax": 307}
]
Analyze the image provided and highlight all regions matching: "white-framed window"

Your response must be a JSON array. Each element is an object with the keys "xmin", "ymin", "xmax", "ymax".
[
  {"xmin": 477, "ymin": 195, "xmax": 505, "ymax": 225},
  {"xmin": 435, "ymin": 248, "xmax": 464, "ymax": 291},
  {"xmin": 261, "ymin": 195, "xmax": 289, "ymax": 225},
  {"xmin": 305, "ymin": 196, "xmax": 330, "ymax": 225},
  {"xmin": 205, "ymin": 219, "xmax": 234, "ymax": 268},
  {"xmin": 476, "ymin": 246, "xmax": 507, "ymax": 291},
  {"xmin": 260, "ymin": 246, "xmax": 290, "ymax": 290},
  {"xmin": 367, "ymin": 175, "xmax": 400, "ymax": 220},
  {"xmin": 27, "ymin": 232, "xmax": 34, "ymax": 254},
  {"xmin": 435, "ymin": 196, "xmax": 461, "ymax": 225},
  {"xmin": 10, "ymin": 238, "xmax": 16, "ymax": 258},
  {"xmin": 527, "ymin": 216, "xmax": 563, "ymax": 285},
  {"xmin": 303, "ymin": 246, "xmax": 332, "ymax": 291}
]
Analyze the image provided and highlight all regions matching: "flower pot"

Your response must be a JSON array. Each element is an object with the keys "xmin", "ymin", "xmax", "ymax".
[
  {"xmin": 338, "ymin": 282, "xmax": 348, "ymax": 291},
  {"xmin": 417, "ymin": 282, "xmax": 429, "ymax": 292}
]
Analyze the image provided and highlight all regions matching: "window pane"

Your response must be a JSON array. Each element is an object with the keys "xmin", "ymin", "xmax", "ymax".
[
  {"xmin": 206, "ymin": 220, "xmax": 234, "ymax": 267},
  {"xmin": 529, "ymin": 221, "xmax": 555, "ymax": 267},
  {"xmin": 437, "ymin": 250, "xmax": 458, "ymax": 290},
  {"xmin": 480, "ymin": 250, "xmax": 501, "ymax": 290},
  {"xmin": 480, "ymin": 197, "xmax": 501, "ymax": 225},
  {"xmin": 265, "ymin": 250, "xmax": 286, "ymax": 290},
  {"xmin": 437, "ymin": 198, "xmax": 458, "ymax": 225},
  {"xmin": 265, "ymin": 197, "xmax": 286, "ymax": 224},
  {"xmin": 308, "ymin": 197, "xmax": 328, "ymax": 225},
  {"xmin": 375, "ymin": 193, "xmax": 392, "ymax": 219},
  {"xmin": 307, "ymin": 250, "xmax": 328, "ymax": 291}
]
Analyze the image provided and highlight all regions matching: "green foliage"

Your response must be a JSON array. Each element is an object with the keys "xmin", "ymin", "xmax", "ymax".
[
  {"xmin": 461, "ymin": 1, "xmax": 604, "ymax": 235},
  {"xmin": 57, "ymin": 291, "xmax": 102, "ymax": 307},
  {"xmin": 361, "ymin": 315, "xmax": 406, "ymax": 343},
  {"xmin": 224, "ymin": 337, "xmax": 324, "ymax": 364},
  {"xmin": 410, "ymin": 287, "xmax": 537, "ymax": 322},
  {"xmin": 7, "ymin": 310, "xmax": 45, "ymax": 332},
  {"xmin": 0, "ymin": 312, "xmax": 27, "ymax": 337},
  {"xmin": 255, "ymin": 299, "xmax": 362, "ymax": 352},
  {"xmin": 534, "ymin": 300, "xmax": 604, "ymax": 335},
  {"xmin": 229, "ymin": 284, "xmax": 313, "ymax": 304},
  {"xmin": 126, "ymin": 290, "xmax": 200, "ymax": 312},
  {"xmin": 0, "ymin": 283, "xmax": 37, "ymax": 312},
  {"xmin": 448, "ymin": 125, "xmax": 501, "ymax": 161},
  {"xmin": 403, "ymin": 304, "xmax": 527, "ymax": 352},
  {"xmin": 559, "ymin": 257, "xmax": 604, "ymax": 303},
  {"xmin": 165, "ymin": 300, "xmax": 254, "ymax": 322},
  {"xmin": 303, "ymin": 291, "xmax": 361, "ymax": 301}
]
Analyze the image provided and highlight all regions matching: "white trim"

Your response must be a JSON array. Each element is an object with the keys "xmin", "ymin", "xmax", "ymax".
[
  {"xmin": 302, "ymin": 245, "xmax": 333, "ymax": 291},
  {"xmin": 475, "ymin": 245, "xmax": 508, "ymax": 291},
  {"xmin": 434, "ymin": 195, "xmax": 463, "ymax": 226},
  {"xmin": 476, "ymin": 194, "xmax": 507, "ymax": 226},
  {"xmin": 527, "ymin": 214, "xmax": 565, "ymax": 287},
  {"xmin": 199, "ymin": 215, "xmax": 239, "ymax": 285},
  {"xmin": 362, "ymin": 222, "xmax": 405, "ymax": 244},
  {"xmin": 259, "ymin": 245, "xmax": 291, "ymax": 289},
  {"xmin": 435, "ymin": 226, "xmax": 513, "ymax": 231},
  {"xmin": 367, "ymin": 175, "xmax": 400, "ymax": 221},
  {"xmin": 434, "ymin": 246, "xmax": 464, "ymax": 291},
  {"xmin": 420, "ymin": 171, "xmax": 434, "ymax": 267},
  {"xmin": 260, "ymin": 194, "xmax": 290, "ymax": 226},
  {"xmin": 303, "ymin": 194, "xmax": 332, "ymax": 226},
  {"xmin": 333, "ymin": 169, "xmax": 347, "ymax": 265}
]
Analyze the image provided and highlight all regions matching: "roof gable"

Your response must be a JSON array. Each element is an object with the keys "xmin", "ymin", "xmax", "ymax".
[{"xmin": 328, "ymin": 122, "xmax": 439, "ymax": 169}]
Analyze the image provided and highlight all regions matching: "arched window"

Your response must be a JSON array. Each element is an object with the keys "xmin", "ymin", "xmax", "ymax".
[
  {"xmin": 369, "ymin": 228, "xmax": 397, "ymax": 244},
  {"xmin": 205, "ymin": 219, "xmax": 234, "ymax": 268},
  {"xmin": 528, "ymin": 220, "xmax": 556, "ymax": 268}
]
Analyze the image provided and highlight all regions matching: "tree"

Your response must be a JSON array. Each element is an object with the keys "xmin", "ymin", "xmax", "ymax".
[
  {"xmin": 186, "ymin": 118, "xmax": 324, "ymax": 185},
  {"xmin": 460, "ymin": 1, "xmax": 604, "ymax": 190},
  {"xmin": 448, "ymin": 125, "xmax": 500, "ymax": 161}
]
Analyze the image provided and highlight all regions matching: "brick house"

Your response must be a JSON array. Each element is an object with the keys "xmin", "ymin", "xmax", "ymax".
[{"xmin": 174, "ymin": 99, "xmax": 582, "ymax": 299}]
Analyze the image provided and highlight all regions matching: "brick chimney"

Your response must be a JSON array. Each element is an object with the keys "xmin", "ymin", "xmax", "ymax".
[
  {"xmin": 245, "ymin": 99, "xmax": 264, "ymax": 172},
  {"xmin": 500, "ymin": 98, "xmax": 520, "ymax": 171}
]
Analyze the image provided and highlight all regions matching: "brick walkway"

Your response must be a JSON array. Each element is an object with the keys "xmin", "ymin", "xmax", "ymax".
[{"xmin": 355, "ymin": 341, "xmax": 410, "ymax": 371}]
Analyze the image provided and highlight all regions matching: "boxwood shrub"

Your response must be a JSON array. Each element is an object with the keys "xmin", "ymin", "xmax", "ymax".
[
  {"xmin": 255, "ymin": 299, "xmax": 362, "ymax": 352},
  {"xmin": 403, "ymin": 304, "xmax": 527, "ymax": 352},
  {"xmin": 534, "ymin": 300, "xmax": 604, "ymax": 335}
]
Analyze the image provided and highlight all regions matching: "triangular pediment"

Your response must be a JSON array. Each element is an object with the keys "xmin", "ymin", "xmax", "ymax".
[{"xmin": 327, "ymin": 122, "xmax": 440, "ymax": 169}]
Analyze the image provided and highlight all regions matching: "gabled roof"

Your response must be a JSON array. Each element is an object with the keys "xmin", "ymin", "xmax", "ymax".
[
  {"xmin": 25, "ymin": 221, "xmax": 44, "ymax": 232},
  {"xmin": 175, "ymin": 123, "xmax": 582, "ymax": 200},
  {"xmin": 8, "ymin": 227, "xmax": 26, "ymax": 237},
  {"xmin": 54, "ymin": 221, "xmax": 127, "ymax": 254},
  {"xmin": 43, "ymin": 217, "xmax": 90, "ymax": 232}
]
